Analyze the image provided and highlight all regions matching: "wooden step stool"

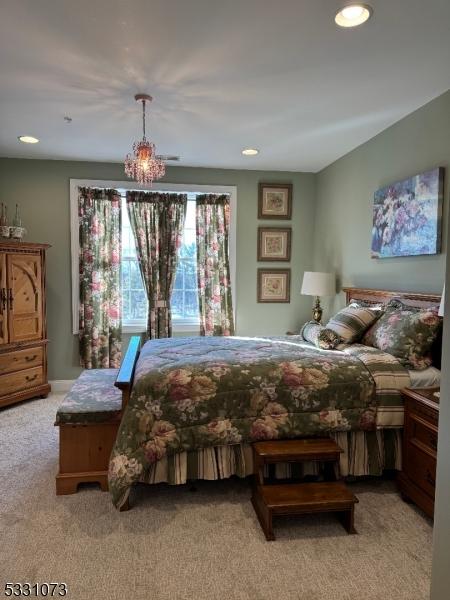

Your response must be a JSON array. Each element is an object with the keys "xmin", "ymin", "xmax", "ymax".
[{"xmin": 251, "ymin": 438, "xmax": 359, "ymax": 540}]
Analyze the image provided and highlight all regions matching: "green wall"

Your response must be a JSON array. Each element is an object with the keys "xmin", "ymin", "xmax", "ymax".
[
  {"xmin": 314, "ymin": 90, "xmax": 450, "ymax": 314},
  {"xmin": 0, "ymin": 160, "xmax": 316, "ymax": 379}
]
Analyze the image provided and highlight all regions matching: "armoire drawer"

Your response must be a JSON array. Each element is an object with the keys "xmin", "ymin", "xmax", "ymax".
[
  {"xmin": 0, "ymin": 366, "xmax": 44, "ymax": 397},
  {"xmin": 0, "ymin": 346, "xmax": 44, "ymax": 376}
]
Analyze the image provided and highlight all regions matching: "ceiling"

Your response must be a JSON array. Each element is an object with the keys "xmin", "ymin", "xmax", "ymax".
[{"xmin": 0, "ymin": 0, "xmax": 449, "ymax": 172}]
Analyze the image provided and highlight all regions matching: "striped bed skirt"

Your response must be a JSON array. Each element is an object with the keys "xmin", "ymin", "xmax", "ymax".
[{"xmin": 139, "ymin": 429, "xmax": 402, "ymax": 486}]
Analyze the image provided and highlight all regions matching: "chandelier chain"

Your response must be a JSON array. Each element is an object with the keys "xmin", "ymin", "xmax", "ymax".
[{"xmin": 142, "ymin": 99, "xmax": 146, "ymax": 140}]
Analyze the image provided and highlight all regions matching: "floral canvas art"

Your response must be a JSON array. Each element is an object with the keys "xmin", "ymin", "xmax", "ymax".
[{"xmin": 371, "ymin": 167, "xmax": 444, "ymax": 258}]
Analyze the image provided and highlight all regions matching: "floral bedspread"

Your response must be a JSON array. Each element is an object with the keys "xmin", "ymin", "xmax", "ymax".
[{"xmin": 109, "ymin": 335, "xmax": 399, "ymax": 508}]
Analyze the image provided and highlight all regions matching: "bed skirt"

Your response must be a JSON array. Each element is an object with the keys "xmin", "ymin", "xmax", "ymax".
[{"xmin": 139, "ymin": 429, "xmax": 402, "ymax": 486}]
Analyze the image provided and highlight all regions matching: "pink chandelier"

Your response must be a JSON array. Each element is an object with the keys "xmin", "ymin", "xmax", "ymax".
[{"xmin": 124, "ymin": 93, "xmax": 165, "ymax": 185}]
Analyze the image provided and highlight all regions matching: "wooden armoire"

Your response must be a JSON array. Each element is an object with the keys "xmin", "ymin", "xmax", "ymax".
[{"xmin": 0, "ymin": 241, "xmax": 51, "ymax": 408}]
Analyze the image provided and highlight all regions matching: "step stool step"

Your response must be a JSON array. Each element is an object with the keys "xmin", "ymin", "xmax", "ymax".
[
  {"xmin": 253, "ymin": 438, "xmax": 343, "ymax": 463},
  {"xmin": 251, "ymin": 481, "xmax": 358, "ymax": 541},
  {"xmin": 259, "ymin": 481, "xmax": 358, "ymax": 512}
]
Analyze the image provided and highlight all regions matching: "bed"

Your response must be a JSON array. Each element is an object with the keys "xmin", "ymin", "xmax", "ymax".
[{"xmin": 109, "ymin": 287, "xmax": 441, "ymax": 510}]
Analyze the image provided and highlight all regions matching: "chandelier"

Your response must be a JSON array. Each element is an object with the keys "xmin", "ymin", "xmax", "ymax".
[{"xmin": 124, "ymin": 93, "xmax": 165, "ymax": 185}]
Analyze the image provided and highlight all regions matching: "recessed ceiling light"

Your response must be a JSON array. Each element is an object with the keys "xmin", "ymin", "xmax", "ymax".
[
  {"xmin": 335, "ymin": 4, "xmax": 372, "ymax": 27},
  {"xmin": 18, "ymin": 135, "xmax": 39, "ymax": 144},
  {"xmin": 242, "ymin": 148, "xmax": 259, "ymax": 156}
]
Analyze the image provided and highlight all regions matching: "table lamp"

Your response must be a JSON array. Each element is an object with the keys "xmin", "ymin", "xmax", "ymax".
[{"xmin": 301, "ymin": 271, "xmax": 335, "ymax": 323}]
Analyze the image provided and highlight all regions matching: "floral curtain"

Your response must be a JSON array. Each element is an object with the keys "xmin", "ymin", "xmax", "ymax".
[
  {"xmin": 78, "ymin": 187, "xmax": 122, "ymax": 368},
  {"xmin": 126, "ymin": 191, "xmax": 187, "ymax": 339},
  {"xmin": 196, "ymin": 194, "xmax": 234, "ymax": 336}
]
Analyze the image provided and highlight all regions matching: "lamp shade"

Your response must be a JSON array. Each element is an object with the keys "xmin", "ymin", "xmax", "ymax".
[
  {"xmin": 439, "ymin": 284, "xmax": 445, "ymax": 317},
  {"xmin": 301, "ymin": 271, "xmax": 335, "ymax": 297}
]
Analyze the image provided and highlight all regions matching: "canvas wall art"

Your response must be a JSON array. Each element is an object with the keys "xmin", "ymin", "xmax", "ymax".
[{"xmin": 371, "ymin": 167, "xmax": 444, "ymax": 258}]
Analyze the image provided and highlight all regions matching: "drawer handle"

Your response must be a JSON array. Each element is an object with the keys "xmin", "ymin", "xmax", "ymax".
[
  {"xmin": 25, "ymin": 374, "xmax": 38, "ymax": 383},
  {"xmin": 426, "ymin": 469, "xmax": 435, "ymax": 487},
  {"xmin": 25, "ymin": 355, "xmax": 38, "ymax": 362},
  {"xmin": 0, "ymin": 288, "xmax": 6, "ymax": 313}
]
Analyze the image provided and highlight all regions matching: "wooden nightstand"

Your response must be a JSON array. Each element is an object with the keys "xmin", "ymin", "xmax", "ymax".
[{"xmin": 398, "ymin": 387, "xmax": 439, "ymax": 518}]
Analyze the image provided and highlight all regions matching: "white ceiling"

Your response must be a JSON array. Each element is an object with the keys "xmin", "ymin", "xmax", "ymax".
[{"xmin": 0, "ymin": 0, "xmax": 449, "ymax": 172}]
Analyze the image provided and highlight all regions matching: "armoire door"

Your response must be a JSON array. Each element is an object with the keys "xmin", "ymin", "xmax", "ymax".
[
  {"xmin": 0, "ymin": 254, "xmax": 8, "ymax": 344},
  {"xmin": 6, "ymin": 253, "xmax": 43, "ymax": 343}
]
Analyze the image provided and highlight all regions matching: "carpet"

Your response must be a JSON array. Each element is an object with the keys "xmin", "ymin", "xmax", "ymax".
[{"xmin": 0, "ymin": 393, "xmax": 433, "ymax": 600}]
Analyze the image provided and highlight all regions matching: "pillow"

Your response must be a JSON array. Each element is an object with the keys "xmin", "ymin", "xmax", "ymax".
[
  {"xmin": 350, "ymin": 298, "xmax": 385, "ymax": 310},
  {"xmin": 325, "ymin": 303, "xmax": 383, "ymax": 343},
  {"xmin": 362, "ymin": 305, "xmax": 442, "ymax": 370},
  {"xmin": 362, "ymin": 302, "xmax": 438, "ymax": 346},
  {"xmin": 300, "ymin": 321, "xmax": 341, "ymax": 350}
]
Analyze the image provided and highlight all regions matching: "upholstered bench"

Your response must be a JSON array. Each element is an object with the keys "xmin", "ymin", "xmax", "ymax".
[{"xmin": 55, "ymin": 369, "xmax": 122, "ymax": 495}]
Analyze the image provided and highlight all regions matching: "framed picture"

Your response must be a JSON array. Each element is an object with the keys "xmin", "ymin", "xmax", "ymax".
[
  {"xmin": 257, "ymin": 227, "xmax": 291, "ymax": 261},
  {"xmin": 258, "ymin": 183, "xmax": 292, "ymax": 220},
  {"xmin": 371, "ymin": 167, "xmax": 444, "ymax": 258},
  {"xmin": 257, "ymin": 269, "xmax": 291, "ymax": 303}
]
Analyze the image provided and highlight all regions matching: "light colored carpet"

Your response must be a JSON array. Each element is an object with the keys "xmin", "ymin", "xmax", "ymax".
[{"xmin": 1, "ymin": 393, "xmax": 433, "ymax": 600}]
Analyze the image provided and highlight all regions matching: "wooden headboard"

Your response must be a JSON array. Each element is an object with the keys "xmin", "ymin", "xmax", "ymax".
[
  {"xmin": 343, "ymin": 287, "xmax": 441, "ymax": 309},
  {"xmin": 343, "ymin": 287, "xmax": 442, "ymax": 368}
]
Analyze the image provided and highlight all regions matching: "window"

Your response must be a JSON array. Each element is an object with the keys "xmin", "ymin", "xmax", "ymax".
[
  {"xmin": 70, "ymin": 180, "xmax": 236, "ymax": 336},
  {"xmin": 121, "ymin": 195, "xmax": 199, "ymax": 330},
  {"xmin": 171, "ymin": 200, "xmax": 199, "ymax": 322}
]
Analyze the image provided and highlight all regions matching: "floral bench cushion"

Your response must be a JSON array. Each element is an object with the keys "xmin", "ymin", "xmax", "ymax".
[{"xmin": 55, "ymin": 369, "xmax": 122, "ymax": 425}]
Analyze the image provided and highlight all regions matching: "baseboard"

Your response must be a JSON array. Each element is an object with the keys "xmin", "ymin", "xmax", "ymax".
[{"xmin": 49, "ymin": 380, "xmax": 75, "ymax": 393}]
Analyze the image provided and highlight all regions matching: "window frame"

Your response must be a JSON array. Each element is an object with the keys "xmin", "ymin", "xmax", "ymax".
[{"xmin": 70, "ymin": 179, "xmax": 237, "ymax": 335}]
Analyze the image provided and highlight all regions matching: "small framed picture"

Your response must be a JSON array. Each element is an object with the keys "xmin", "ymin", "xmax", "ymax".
[
  {"xmin": 258, "ymin": 227, "xmax": 291, "ymax": 261},
  {"xmin": 258, "ymin": 183, "xmax": 292, "ymax": 220},
  {"xmin": 257, "ymin": 269, "xmax": 291, "ymax": 303}
]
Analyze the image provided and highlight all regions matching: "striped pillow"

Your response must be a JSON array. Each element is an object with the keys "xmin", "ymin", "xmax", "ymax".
[{"xmin": 325, "ymin": 303, "xmax": 383, "ymax": 343}]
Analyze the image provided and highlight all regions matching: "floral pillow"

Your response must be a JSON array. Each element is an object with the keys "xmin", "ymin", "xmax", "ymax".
[
  {"xmin": 362, "ymin": 305, "xmax": 442, "ymax": 370},
  {"xmin": 325, "ymin": 303, "xmax": 383, "ymax": 344},
  {"xmin": 300, "ymin": 321, "xmax": 341, "ymax": 350}
]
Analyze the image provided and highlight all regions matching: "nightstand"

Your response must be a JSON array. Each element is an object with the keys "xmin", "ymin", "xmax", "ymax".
[{"xmin": 397, "ymin": 387, "xmax": 439, "ymax": 518}]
